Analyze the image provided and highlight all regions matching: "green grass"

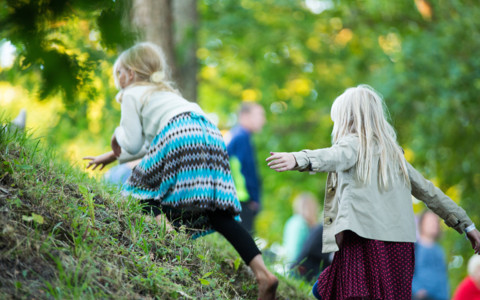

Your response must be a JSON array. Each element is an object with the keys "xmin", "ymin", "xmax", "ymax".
[{"xmin": 0, "ymin": 124, "xmax": 311, "ymax": 299}]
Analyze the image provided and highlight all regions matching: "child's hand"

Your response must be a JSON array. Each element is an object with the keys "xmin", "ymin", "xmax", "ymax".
[
  {"xmin": 111, "ymin": 134, "xmax": 122, "ymax": 157},
  {"xmin": 466, "ymin": 229, "xmax": 480, "ymax": 255},
  {"xmin": 266, "ymin": 152, "xmax": 296, "ymax": 172},
  {"xmin": 83, "ymin": 151, "xmax": 116, "ymax": 171}
]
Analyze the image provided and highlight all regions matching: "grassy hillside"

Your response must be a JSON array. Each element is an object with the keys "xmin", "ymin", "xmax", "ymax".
[{"xmin": 0, "ymin": 124, "xmax": 311, "ymax": 299}]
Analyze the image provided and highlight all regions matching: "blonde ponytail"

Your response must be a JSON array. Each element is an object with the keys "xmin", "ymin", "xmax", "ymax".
[{"xmin": 113, "ymin": 42, "xmax": 180, "ymax": 103}]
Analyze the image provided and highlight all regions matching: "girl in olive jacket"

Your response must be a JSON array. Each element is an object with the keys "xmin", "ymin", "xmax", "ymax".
[{"xmin": 267, "ymin": 84, "xmax": 480, "ymax": 300}]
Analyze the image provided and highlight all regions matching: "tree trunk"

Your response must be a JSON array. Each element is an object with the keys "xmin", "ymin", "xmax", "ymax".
[
  {"xmin": 173, "ymin": 0, "xmax": 198, "ymax": 101},
  {"xmin": 131, "ymin": 0, "xmax": 177, "ymax": 86},
  {"xmin": 130, "ymin": 0, "xmax": 198, "ymax": 101}
]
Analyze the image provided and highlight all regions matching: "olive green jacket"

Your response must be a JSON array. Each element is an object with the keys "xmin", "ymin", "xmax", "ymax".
[{"xmin": 292, "ymin": 135, "xmax": 473, "ymax": 253}]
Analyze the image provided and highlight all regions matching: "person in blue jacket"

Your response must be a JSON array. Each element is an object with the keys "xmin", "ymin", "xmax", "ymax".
[
  {"xmin": 412, "ymin": 210, "xmax": 449, "ymax": 300},
  {"xmin": 226, "ymin": 102, "xmax": 266, "ymax": 233}
]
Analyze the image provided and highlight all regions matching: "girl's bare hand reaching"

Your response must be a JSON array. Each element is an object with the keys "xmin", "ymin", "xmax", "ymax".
[
  {"xmin": 83, "ymin": 151, "xmax": 116, "ymax": 171},
  {"xmin": 467, "ymin": 229, "xmax": 480, "ymax": 255},
  {"xmin": 266, "ymin": 152, "xmax": 297, "ymax": 172}
]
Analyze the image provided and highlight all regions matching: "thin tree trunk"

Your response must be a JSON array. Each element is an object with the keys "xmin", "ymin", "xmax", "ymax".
[
  {"xmin": 131, "ymin": 0, "xmax": 178, "ymax": 85},
  {"xmin": 173, "ymin": 0, "xmax": 198, "ymax": 101},
  {"xmin": 130, "ymin": 0, "xmax": 198, "ymax": 101}
]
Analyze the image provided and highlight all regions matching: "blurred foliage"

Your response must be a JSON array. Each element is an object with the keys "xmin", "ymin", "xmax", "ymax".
[
  {"xmin": 0, "ymin": 0, "xmax": 134, "ymax": 103},
  {"xmin": 0, "ymin": 0, "xmax": 134, "ymax": 164},
  {"xmin": 1, "ymin": 0, "xmax": 480, "ymax": 293}
]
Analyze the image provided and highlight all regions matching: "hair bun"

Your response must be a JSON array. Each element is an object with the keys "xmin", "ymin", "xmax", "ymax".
[{"xmin": 150, "ymin": 71, "xmax": 165, "ymax": 83}]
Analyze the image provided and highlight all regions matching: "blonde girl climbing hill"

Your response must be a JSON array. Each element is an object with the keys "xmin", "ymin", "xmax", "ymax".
[{"xmin": 84, "ymin": 42, "xmax": 278, "ymax": 300}]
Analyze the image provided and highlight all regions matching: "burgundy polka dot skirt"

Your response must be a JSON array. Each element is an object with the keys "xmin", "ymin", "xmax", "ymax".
[{"xmin": 315, "ymin": 230, "xmax": 414, "ymax": 300}]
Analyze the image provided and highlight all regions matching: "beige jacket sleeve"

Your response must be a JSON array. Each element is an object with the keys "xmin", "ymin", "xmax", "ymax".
[
  {"xmin": 291, "ymin": 135, "xmax": 358, "ymax": 173},
  {"xmin": 407, "ymin": 162, "xmax": 473, "ymax": 234}
]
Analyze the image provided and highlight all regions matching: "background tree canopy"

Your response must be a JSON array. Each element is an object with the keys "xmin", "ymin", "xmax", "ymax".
[{"xmin": 1, "ymin": 0, "xmax": 479, "ymax": 292}]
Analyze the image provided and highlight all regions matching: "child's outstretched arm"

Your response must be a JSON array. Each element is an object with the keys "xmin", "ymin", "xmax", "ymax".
[
  {"xmin": 83, "ymin": 151, "xmax": 116, "ymax": 171},
  {"xmin": 408, "ymin": 161, "xmax": 480, "ymax": 254},
  {"xmin": 267, "ymin": 135, "xmax": 359, "ymax": 173},
  {"xmin": 266, "ymin": 152, "xmax": 297, "ymax": 172}
]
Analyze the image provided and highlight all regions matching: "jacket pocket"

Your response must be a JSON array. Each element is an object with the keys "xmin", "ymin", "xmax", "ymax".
[{"xmin": 444, "ymin": 213, "xmax": 460, "ymax": 228}]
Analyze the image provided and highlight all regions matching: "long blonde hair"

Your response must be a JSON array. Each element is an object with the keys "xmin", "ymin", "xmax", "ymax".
[
  {"xmin": 113, "ymin": 42, "xmax": 179, "ymax": 102},
  {"xmin": 331, "ymin": 84, "xmax": 409, "ymax": 189}
]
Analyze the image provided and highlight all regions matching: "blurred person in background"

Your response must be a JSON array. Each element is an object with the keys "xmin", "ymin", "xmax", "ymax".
[
  {"xmin": 412, "ymin": 210, "xmax": 449, "ymax": 300},
  {"xmin": 452, "ymin": 254, "xmax": 480, "ymax": 300},
  {"xmin": 290, "ymin": 222, "xmax": 332, "ymax": 283},
  {"xmin": 282, "ymin": 192, "xmax": 319, "ymax": 264},
  {"xmin": 225, "ymin": 102, "xmax": 266, "ymax": 234}
]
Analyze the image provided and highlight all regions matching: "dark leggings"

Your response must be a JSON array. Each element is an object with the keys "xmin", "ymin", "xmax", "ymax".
[
  {"xmin": 141, "ymin": 200, "xmax": 260, "ymax": 265},
  {"xmin": 207, "ymin": 210, "xmax": 261, "ymax": 265}
]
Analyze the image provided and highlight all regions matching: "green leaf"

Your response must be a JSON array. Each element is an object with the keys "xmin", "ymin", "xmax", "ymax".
[
  {"xmin": 22, "ymin": 215, "xmax": 33, "ymax": 222},
  {"xmin": 199, "ymin": 278, "xmax": 210, "ymax": 285},
  {"xmin": 234, "ymin": 257, "xmax": 241, "ymax": 271},
  {"xmin": 17, "ymin": 164, "xmax": 33, "ymax": 170},
  {"xmin": 78, "ymin": 185, "xmax": 88, "ymax": 196},
  {"xmin": 2, "ymin": 161, "xmax": 14, "ymax": 174},
  {"xmin": 22, "ymin": 213, "xmax": 44, "ymax": 224},
  {"xmin": 31, "ymin": 213, "xmax": 44, "ymax": 224},
  {"xmin": 10, "ymin": 197, "xmax": 22, "ymax": 208}
]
